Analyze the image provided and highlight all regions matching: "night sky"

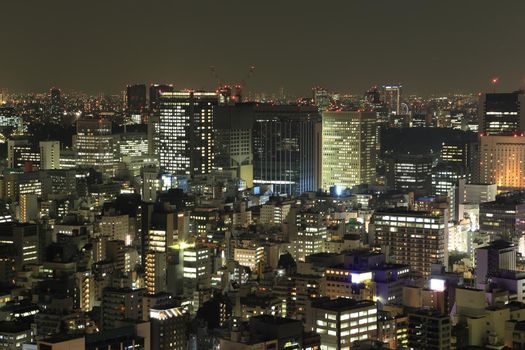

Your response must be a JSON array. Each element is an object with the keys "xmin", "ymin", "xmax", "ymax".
[{"xmin": 2, "ymin": 0, "xmax": 525, "ymax": 96}]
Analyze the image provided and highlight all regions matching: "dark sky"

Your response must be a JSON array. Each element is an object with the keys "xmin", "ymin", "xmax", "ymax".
[{"xmin": 1, "ymin": 0, "xmax": 525, "ymax": 96}]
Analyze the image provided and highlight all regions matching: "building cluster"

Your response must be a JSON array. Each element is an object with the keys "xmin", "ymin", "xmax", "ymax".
[{"xmin": 0, "ymin": 84, "xmax": 523, "ymax": 350}]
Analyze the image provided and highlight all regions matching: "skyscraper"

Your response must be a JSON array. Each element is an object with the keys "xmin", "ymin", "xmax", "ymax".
[
  {"xmin": 253, "ymin": 104, "xmax": 321, "ymax": 195},
  {"xmin": 49, "ymin": 87, "xmax": 62, "ymax": 123},
  {"xmin": 479, "ymin": 91, "xmax": 525, "ymax": 136},
  {"xmin": 154, "ymin": 90, "xmax": 218, "ymax": 176},
  {"xmin": 126, "ymin": 84, "xmax": 147, "ymax": 114},
  {"xmin": 382, "ymin": 85, "xmax": 402, "ymax": 115},
  {"xmin": 321, "ymin": 111, "xmax": 377, "ymax": 191},
  {"xmin": 149, "ymin": 84, "xmax": 173, "ymax": 112}
]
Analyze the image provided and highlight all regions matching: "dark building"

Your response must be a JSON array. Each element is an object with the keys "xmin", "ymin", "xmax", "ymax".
[
  {"xmin": 214, "ymin": 103, "xmax": 254, "ymax": 184},
  {"xmin": 479, "ymin": 190, "xmax": 525, "ymax": 242},
  {"xmin": 252, "ymin": 104, "xmax": 321, "ymax": 195},
  {"xmin": 479, "ymin": 91, "xmax": 525, "ymax": 136},
  {"xmin": 49, "ymin": 87, "xmax": 62, "ymax": 123},
  {"xmin": 386, "ymin": 154, "xmax": 434, "ymax": 197},
  {"xmin": 150, "ymin": 303, "xmax": 189, "ymax": 350},
  {"xmin": 126, "ymin": 84, "xmax": 147, "ymax": 114},
  {"xmin": 407, "ymin": 310, "xmax": 451, "ymax": 350},
  {"xmin": 214, "ymin": 103, "xmax": 321, "ymax": 195},
  {"xmin": 475, "ymin": 239, "xmax": 516, "ymax": 288},
  {"xmin": 149, "ymin": 84, "xmax": 173, "ymax": 112},
  {"xmin": 0, "ymin": 223, "xmax": 39, "ymax": 273}
]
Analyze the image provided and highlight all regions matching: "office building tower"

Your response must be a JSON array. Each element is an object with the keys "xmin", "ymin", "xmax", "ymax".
[
  {"xmin": 386, "ymin": 154, "xmax": 433, "ymax": 197},
  {"xmin": 372, "ymin": 209, "xmax": 448, "ymax": 277},
  {"xmin": 479, "ymin": 191, "xmax": 525, "ymax": 244},
  {"xmin": 0, "ymin": 223, "xmax": 39, "ymax": 273},
  {"xmin": 479, "ymin": 134, "xmax": 525, "ymax": 192},
  {"xmin": 154, "ymin": 90, "xmax": 218, "ymax": 176},
  {"xmin": 475, "ymin": 239, "xmax": 516, "ymax": 288},
  {"xmin": 382, "ymin": 85, "xmax": 402, "ymax": 115},
  {"xmin": 150, "ymin": 304, "xmax": 189, "ymax": 350},
  {"xmin": 149, "ymin": 84, "xmax": 173, "ymax": 112},
  {"xmin": 407, "ymin": 310, "xmax": 451, "ymax": 350},
  {"xmin": 479, "ymin": 91, "xmax": 525, "ymax": 136},
  {"xmin": 440, "ymin": 142, "xmax": 467, "ymax": 165},
  {"xmin": 307, "ymin": 298, "xmax": 377, "ymax": 350},
  {"xmin": 73, "ymin": 118, "xmax": 116, "ymax": 175},
  {"xmin": 321, "ymin": 111, "xmax": 377, "ymax": 191},
  {"xmin": 214, "ymin": 103, "xmax": 254, "ymax": 187},
  {"xmin": 126, "ymin": 84, "xmax": 147, "ymax": 114},
  {"xmin": 39, "ymin": 141, "xmax": 60, "ymax": 170},
  {"xmin": 253, "ymin": 104, "xmax": 321, "ymax": 195}
]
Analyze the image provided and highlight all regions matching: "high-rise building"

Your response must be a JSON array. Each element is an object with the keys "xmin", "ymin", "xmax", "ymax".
[
  {"xmin": 149, "ymin": 84, "xmax": 173, "ymax": 112},
  {"xmin": 73, "ymin": 118, "xmax": 116, "ymax": 175},
  {"xmin": 386, "ymin": 154, "xmax": 434, "ymax": 197},
  {"xmin": 479, "ymin": 91, "xmax": 525, "ymax": 136},
  {"xmin": 154, "ymin": 90, "xmax": 218, "ymax": 176},
  {"xmin": 214, "ymin": 103, "xmax": 254, "ymax": 187},
  {"xmin": 253, "ymin": 104, "xmax": 321, "ymax": 195},
  {"xmin": 307, "ymin": 298, "xmax": 377, "ymax": 350},
  {"xmin": 39, "ymin": 141, "xmax": 60, "ymax": 170},
  {"xmin": 126, "ymin": 84, "xmax": 147, "ymax": 114},
  {"xmin": 372, "ymin": 209, "xmax": 448, "ymax": 278},
  {"xmin": 150, "ymin": 304, "xmax": 189, "ymax": 350},
  {"xmin": 49, "ymin": 87, "xmax": 62, "ymax": 123},
  {"xmin": 479, "ymin": 134, "xmax": 525, "ymax": 192},
  {"xmin": 382, "ymin": 85, "xmax": 402, "ymax": 115},
  {"xmin": 407, "ymin": 310, "xmax": 451, "ymax": 350},
  {"xmin": 321, "ymin": 111, "xmax": 377, "ymax": 191}
]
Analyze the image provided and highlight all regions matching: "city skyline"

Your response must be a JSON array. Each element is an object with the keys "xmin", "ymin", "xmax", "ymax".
[{"xmin": 1, "ymin": 0, "xmax": 525, "ymax": 95}]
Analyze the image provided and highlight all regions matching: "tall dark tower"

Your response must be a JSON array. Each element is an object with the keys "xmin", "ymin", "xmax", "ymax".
[
  {"xmin": 126, "ymin": 84, "xmax": 147, "ymax": 114},
  {"xmin": 149, "ymin": 84, "xmax": 173, "ymax": 112},
  {"xmin": 49, "ymin": 87, "xmax": 62, "ymax": 124}
]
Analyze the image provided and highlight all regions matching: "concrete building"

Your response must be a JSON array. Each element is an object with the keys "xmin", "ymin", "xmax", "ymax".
[
  {"xmin": 39, "ymin": 141, "xmax": 61, "ymax": 170},
  {"xmin": 407, "ymin": 310, "xmax": 451, "ymax": 350},
  {"xmin": 372, "ymin": 209, "xmax": 448, "ymax": 278}
]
